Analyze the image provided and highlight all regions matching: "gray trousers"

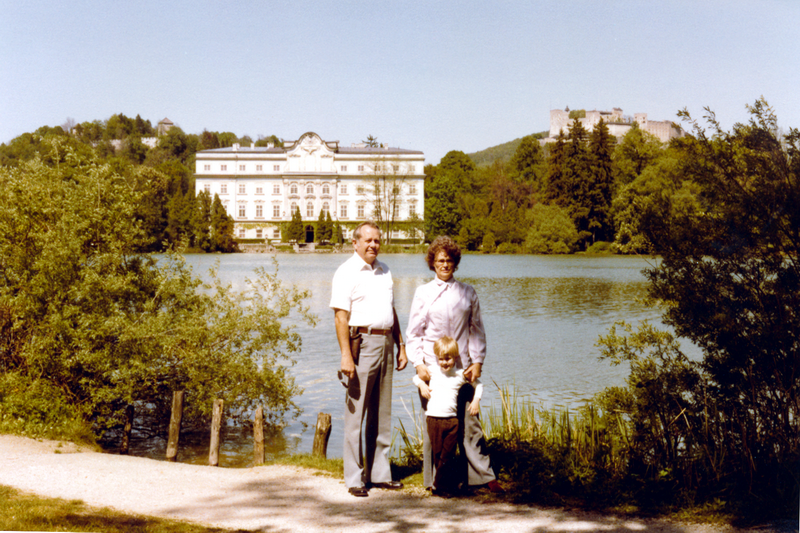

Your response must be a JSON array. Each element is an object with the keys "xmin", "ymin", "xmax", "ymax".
[
  {"xmin": 420, "ymin": 384, "xmax": 496, "ymax": 488},
  {"xmin": 344, "ymin": 332, "xmax": 394, "ymax": 488}
]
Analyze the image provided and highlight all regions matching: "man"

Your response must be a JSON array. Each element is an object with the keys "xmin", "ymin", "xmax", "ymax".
[{"xmin": 330, "ymin": 221, "xmax": 408, "ymax": 497}]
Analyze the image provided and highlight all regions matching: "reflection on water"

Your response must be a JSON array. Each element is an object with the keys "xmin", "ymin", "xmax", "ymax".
[{"xmin": 123, "ymin": 253, "xmax": 665, "ymax": 466}]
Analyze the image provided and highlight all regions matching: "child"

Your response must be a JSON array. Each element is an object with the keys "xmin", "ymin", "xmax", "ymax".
[{"xmin": 413, "ymin": 336, "xmax": 483, "ymax": 495}]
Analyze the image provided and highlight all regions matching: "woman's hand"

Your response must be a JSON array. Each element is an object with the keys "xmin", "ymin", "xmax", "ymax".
[
  {"xmin": 463, "ymin": 362, "xmax": 482, "ymax": 383},
  {"xmin": 415, "ymin": 364, "xmax": 431, "ymax": 382}
]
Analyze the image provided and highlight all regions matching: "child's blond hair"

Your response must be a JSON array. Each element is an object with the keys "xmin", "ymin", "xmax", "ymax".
[{"xmin": 433, "ymin": 336, "xmax": 459, "ymax": 360}]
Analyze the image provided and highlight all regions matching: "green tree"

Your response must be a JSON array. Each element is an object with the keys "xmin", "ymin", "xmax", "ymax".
[
  {"xmin": 637, "ymin": 99, "xmax": 800, "ymax": 512},
  {"xmin": 210, "ymin": 194, "xmax": 237, "ymax": 252},
  {"xmin": 509, "ymin": 134, "xmax": 545, "ymax": 187},
  {"xmin": 287, "ymin": 206, "xmax": 303, "ymax": 243},
  {"xmin": 586, "ymin": 118, "xmax": 616, "ymax": 243},
  {"xmin": 192, "ymin": 190, "xmax": 212, "ymax": 251},
  {"xmin": 0, "ymin": 136, "xmax": 311, "ymax": 440},
  {"xmin": 524, "ymin": 203, "xmax": 578, "ymax": 254},
  {"xmin": 317, "ymin": 208, "xmax": 332, "ymax": 243},
  {"xmin": 363, "ymin": 135, "xmax": 379, "ymax": 147},
  {"xmin": 613, "ymin": 122, "xmax": 664, "ymax": 186}
]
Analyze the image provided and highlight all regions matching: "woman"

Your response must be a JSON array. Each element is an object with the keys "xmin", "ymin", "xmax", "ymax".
[{"xmin": 405, "ymin": 236, "xmax": 502, "ymax": 493}]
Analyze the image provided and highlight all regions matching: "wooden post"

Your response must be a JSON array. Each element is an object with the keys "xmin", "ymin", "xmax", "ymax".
[
  {"xmin": 253, "ymin": 406, "xmax": 265, "ymax": 465},
  {"xmin": 120, "ymin": 404, "xmax": 134, "ymax": 455},
  {"xmin": 209, "ymin": 399, "xmax": 224, "ymax": 467},
  {"xmin": 166, "ymin": 391, "xmax": 184, "ymax": 462},
  {"xmin": 312, "ymin": 412, "xmax": 332, "ymax": 458}
]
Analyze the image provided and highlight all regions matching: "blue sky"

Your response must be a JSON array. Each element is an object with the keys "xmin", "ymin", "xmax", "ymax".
[{"xmin": 2, "ymin": 0, "xmax": 798, "ymax": 165}]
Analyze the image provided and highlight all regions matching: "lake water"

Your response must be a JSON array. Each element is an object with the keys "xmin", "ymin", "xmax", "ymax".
[{"xmin": 129, "ymin": 252, "xmax": 667, "ymax": 466}]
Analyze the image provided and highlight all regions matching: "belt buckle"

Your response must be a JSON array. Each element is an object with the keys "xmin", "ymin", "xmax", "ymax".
[{"xmin": 367, "ymin": 326, "xmax": 373, "ymax": 335}]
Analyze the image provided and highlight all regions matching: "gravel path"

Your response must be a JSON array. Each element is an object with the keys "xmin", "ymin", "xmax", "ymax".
[{"xmin": 0, "ymin": 435, "xmax": 790, "ymax": 532}]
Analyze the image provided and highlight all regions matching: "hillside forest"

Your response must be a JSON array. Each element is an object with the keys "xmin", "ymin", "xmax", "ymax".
[{"xmin": 4, "ymin": 110, "xmax": 693, "ymax": 255}]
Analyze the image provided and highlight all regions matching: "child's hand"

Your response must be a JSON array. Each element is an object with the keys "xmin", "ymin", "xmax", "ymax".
[
  {"xmin": 468, "ymin": 399, "xmax": 480, "ymax": 416},
  {"xmin": 419, "ymin": 382, "xmax": 431, "ymax": 399}
]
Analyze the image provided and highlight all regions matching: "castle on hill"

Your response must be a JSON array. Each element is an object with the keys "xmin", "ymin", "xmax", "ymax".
[{"xmin": 548, "ymin": 107, "xmax": 684, "ymax": 143}]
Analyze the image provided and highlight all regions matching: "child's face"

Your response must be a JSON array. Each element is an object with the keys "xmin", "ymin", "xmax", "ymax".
[{"xmin": 437, "ymin": 353, "xmax": 456, "ymax": 372}]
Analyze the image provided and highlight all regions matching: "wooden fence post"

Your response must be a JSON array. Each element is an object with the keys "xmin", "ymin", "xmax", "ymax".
[
  {"xmin": 166, "ymin": 391, "xmax": 184, "ymax": 462},
  {"xmin": 253, "ymin": 406, "xmax": 265, "ymax": 465},
  {"xmin": 209, "ymin": 399, "xmax": 224, "ymax": 467},
  {"xmin": 120, "ymin": 404, "xmax": 134, "ymax": 455},
  {"xmin": 312, "ymin": 412, "xmax": 332, "ymax": 458}
]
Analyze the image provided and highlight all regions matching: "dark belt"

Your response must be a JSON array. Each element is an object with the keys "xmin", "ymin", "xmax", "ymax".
[{"xmin": 354, "ymin": 326, "xmax": 392, "ymax": 336}]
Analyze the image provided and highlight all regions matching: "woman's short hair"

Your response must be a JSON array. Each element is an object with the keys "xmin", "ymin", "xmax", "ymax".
[
  {"xmin": 433, "ymin": 336, "xmax": 459, "ymax": 360},
  {"xmin": 425, "ymin": 236, "xmax": 462, "ymax": 271}
]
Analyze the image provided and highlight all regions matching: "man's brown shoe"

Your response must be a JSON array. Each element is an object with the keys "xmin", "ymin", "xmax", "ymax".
[{"xmin": 348, "ymin": 486, "xmax": 369, "ymax": 497}]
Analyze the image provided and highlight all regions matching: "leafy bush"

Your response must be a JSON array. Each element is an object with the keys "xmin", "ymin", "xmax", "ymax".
[
  {"xmin": 0, "ymin": 372, "xmax": 95, "ymax": 444},
  {"xmin": 524, "ymin": 204, "xmax": 578, "ymax": 254}
]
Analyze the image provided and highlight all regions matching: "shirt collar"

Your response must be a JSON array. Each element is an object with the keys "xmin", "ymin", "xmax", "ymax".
[
  {"xmin": 434, "ymin": 277, "xmax": 455, "ymax": 288},
  {"xmin": 353, "ymin": 252, "xmax": 383, "ymax": 272}
]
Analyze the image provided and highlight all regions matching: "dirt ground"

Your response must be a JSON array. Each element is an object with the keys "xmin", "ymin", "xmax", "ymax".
[{"xmin": 0, "ymin": 435, "xmax": 793, "ymax": 533}]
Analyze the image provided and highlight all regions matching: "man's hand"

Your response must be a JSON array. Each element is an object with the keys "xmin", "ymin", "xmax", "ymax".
[
  {"xmin": 463, "ymin": 362, "xmax": 482, "ymax": 383},
  {"xmin": 415, "ymin": 364, "xmax": 431, "ymax": 382},
  {"xmin": 396, "ymin": 345, "xmax": 408, "ymax": 371},
  {"xmin": 340, "ymin": 354, "xmax": 356, "ymax": 379}
]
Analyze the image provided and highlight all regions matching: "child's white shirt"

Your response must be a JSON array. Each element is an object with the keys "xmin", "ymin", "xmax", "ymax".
[{"xmin": 413, "ymin": 366, "xmax": 483, "ymax": 418}]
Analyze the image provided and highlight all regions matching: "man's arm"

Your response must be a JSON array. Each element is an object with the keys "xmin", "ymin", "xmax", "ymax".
[
  {"xmin": 391, "ymin": 307, "xmax": 408, "ymax": 371},
  {"xmin": 334, "ymin": 308, "xmax": 355, "ymax": 379}
]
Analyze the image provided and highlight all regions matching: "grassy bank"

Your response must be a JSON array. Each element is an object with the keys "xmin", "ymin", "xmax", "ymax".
[{"xmin": 0, "ymin": 485, "xmax": 252, "ymax": 533}]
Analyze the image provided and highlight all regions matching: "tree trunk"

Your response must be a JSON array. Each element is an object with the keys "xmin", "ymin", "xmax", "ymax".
[{"xmin": 166, "ymin": 391, "xmax": 184, "ymax": 462}]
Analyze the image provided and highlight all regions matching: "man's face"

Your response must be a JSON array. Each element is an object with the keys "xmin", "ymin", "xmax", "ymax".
[{"xmin": 353, "ymin": 226, "xmax": 381, "ymax": 265}]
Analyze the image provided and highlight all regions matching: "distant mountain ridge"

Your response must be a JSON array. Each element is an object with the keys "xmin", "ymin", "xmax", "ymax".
[{"xmin": 467, "ymin": 131, "xmax": 548, "ymax": 167}]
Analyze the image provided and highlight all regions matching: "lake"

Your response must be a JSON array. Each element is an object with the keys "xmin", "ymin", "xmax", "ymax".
[{"xmin": 129, "ymin": 252, "xmax": 667, "ymax": 466}]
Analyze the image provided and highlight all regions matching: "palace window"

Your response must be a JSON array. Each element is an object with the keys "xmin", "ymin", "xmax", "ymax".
[
  {"xmin": 239, "ymin": 164, "xmax": 246, "ymax": 172},
  {"xmin": 273, "ymin": 205, "xmax": 281, "ymax": 218},
  {"xmin": 356, "ymin": 185, "xmax": 365, "ymax": 194},
  {"xmin": 358, "ymin": 165, "xmax": 364, "ymax": 172},
  {"xmin": 273, "ymin": 183, "xmax": 281, "ymax": 194},
  {"xmin": 357, "ymin": 204, "xmax": 365, "ymax": 218},
  {"xmin": 290, "ymin": 202, "xmax": 298, "ymax": 214},
  {"xmin": 409, "ymin": 183, "xmax": 417, "ymax": 195},
  {"xmin": 322, "ymin": 184, "xmax": 330, "ymax": 195},
  {"xmin": 239, "ymin": 184, "xmax": 246, "ymax": 194},
  {"xmin": 306, "ymin": 202, "xmax": 314, "ymax": 218},
  {"xmin": 323, "ymin": 202, "xmax": 330, "ymax": 215},
  {"xmin": 340, "ymin": 204, "xmax": 347, "ymax": 218},
  {"xmin": 290, "ymin": 184, "xmax": 298, "ymax": 195},
  {"xmin": 256, "ymin": 186, "xmax": 263, "ymax": 194},
  {"xmin": 256, "ymin": 164, "xmax": 263, "ymax": 172},
  {"xmin": 238, "ymin": 204, "xmax": 246, "ymax": 217},
  {"xmin": 274, "ymin": 165, "xmax": 280, "ymax": 171},
  {"xmin": 341, "ymin": 165, "xmax": 347, "ymax": 172},
  {"xmin": 409, "ymin": 203, "xmax": 417, "ymax": 216},
  {"xmin": 221, "ymin": 165, "xmax": 227, "ymax": 171},
  {"xmin": 256, "ymin": 228, "xmax": 262, "ymax": 238},
  {"xmin": 306, "ymin": 184, "xmax": 314, "ymax": 195},
  {"xmin": 238, "ymin": 227, "xmax": 245, "ymax": 238},
  {"xmin": 204, "ymin": 184, "xmax": 211, "ymax": 194},
  {"xmin": 203, "ymin": 164, "xmax": 210, "ymax": 171},
  {"xmin": 393, "ymin": 165, "xmax": 399, "ymax": 172},
  {"xmin": 273, "ymin": 228, "xmax": 280, "ymax": 238},
  {"xmin": 340, "ymin": 184, "xmax": 348, "ymax": 194},
  {"xmin": 256, "ymin": 204, "xmax": 263, "ymax": 218},
  {"xmin": 221, "ymin": 184, "xmax": 228, "ymax": 194}
]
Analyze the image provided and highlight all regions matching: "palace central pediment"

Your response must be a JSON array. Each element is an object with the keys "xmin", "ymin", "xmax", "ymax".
[{"xmin": 284, "ymin": 132, "xmax": 338, "ymax": 173}]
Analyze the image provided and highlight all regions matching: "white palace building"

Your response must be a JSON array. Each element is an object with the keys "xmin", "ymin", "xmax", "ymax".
[{"xmin": 194, "ymin": 132, "xmax": 425, "ymax": 243}]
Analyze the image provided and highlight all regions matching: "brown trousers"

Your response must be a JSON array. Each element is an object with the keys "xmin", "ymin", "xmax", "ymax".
[{"xmin": 426, "ymin": 416, "xmax": 460, "ymax": 491}]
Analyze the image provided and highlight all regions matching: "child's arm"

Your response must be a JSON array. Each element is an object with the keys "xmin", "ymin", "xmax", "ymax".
[
  {"xmin": 413, "ymin": 375, "xmax": 431, "ymax": 399},
  {"xmin": 468, "ymin": 379, "xmax": 483, "ymax": 416}
]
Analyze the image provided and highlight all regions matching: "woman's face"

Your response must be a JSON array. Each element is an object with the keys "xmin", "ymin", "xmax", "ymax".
[{"xmin": 433, "ymin": 250, "xmax": 455, "ymax": 282}]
